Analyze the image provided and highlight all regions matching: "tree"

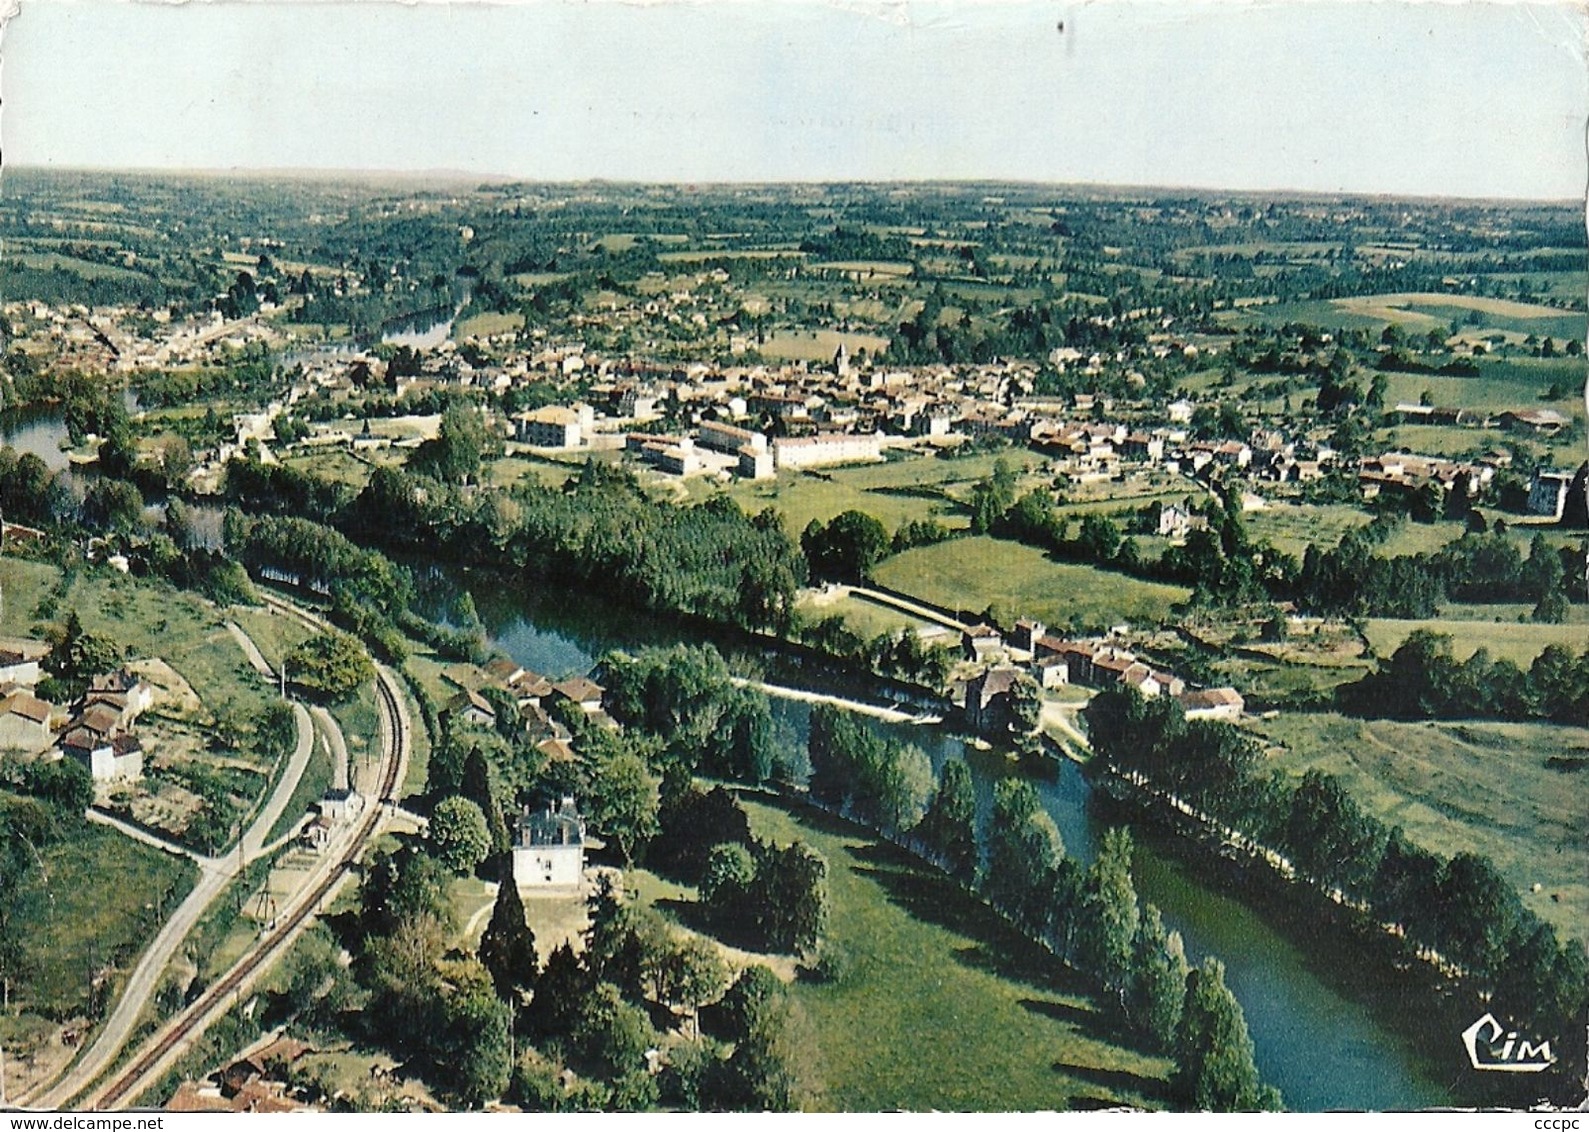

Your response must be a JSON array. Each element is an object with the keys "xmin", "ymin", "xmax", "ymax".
[
  {"xmin": 1077, "ymin": 827, "xmax": 1141, "ymax": 998},
  {"xmin": 914, "ymin": 758, "xmax": 978, "ymax": 882},
  {"xmin": 431, "ymin": 981, "xmax": 513, "ymax": 1108},
  {"xmin": 429, "ymin": 796, "xmax": 492, "ymax": 875},
  {"xmin": 801, "ymin": 509, "xmax": 890, "ymax": 581},
  {"xmin": 573, "ymin": 981, "xmax": 657, "ymax": 1078},
  {"xmin": 756, "ymin": 841, "xmax": 828, "ymax": 956},
  {"xmin": 715, "ymin": 964, "xmax": 784, "ymax": 1043},
  {"xmin": 664, "ymin": 935, "xmax": 730, "ymax": 1033},
  {"xmin": 705, "ymin": 993, "xmax": 806, "ymax": 1112},
  {"xmin": 589, "ymin": 752, "xmax": 661, "ymax": 868},
  {"xmin": 49, "ymin": 610, "xmax": 126, "ymax": 686},
  {"xmin": 981, "ymin": 778, "xmax": 1064, "ymax": 933},
  {"xmin": 412, "ymin": 403, "xmax": 489, "ymax": 484},
  {"xmin": 286, "ymin": 630, "xmax": 374, "ymax": 702},
  {"xmin": 1173, "ymin": 957, "xmax": 1280, "ymax": 1111},
  {"xmin": 21, "ymin": 757, "xmax": 94, "ymax": 815},
  {"xmin": 1434, "ymin": 852, "xmax": 1525, "ymax": 982},
  {"xmin": 1077, "ymin": 513, "xmax": 1123, "ymax": 562},
  {"xmin": 1282, "ymin": 770, "xmax": 1387, "ymax": 900},
  {"xmin": 700, "ymin": 842, "xmax": 758, "ymax": 934},
  {"xmin": 523, "ymin": 941, "xmax": 592, "ymax": 1042},
  {"xmin": 1127, "ymin": 904, "xmax": 1188, "ymax": 1052},
  {"xmin": 478, "ymin": 864, "xmax": 539, "ymax": 1002}
]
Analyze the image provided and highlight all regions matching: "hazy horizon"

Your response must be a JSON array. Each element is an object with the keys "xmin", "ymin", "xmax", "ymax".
[
  {"xmin": 6, "ymin": 163, "xmax": 1584, "ymax": 207},
  {"xmin": 3, "ymin": 0, "xmax": 1585, "ymax": 200}
]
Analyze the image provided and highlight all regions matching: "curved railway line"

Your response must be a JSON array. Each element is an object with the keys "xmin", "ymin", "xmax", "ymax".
[{"xmin": 83, "ymin": 599, "xmax": 411, "ymax": 1111}]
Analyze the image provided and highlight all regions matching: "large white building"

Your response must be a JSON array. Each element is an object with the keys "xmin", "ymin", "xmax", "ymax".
[
  {"xmin": 771, "ymin": 431, "xmax": 882, "ymax": 470},
  {"xmin": 513, "ymin": 797, "xmax": 586, "ymax": 888}
]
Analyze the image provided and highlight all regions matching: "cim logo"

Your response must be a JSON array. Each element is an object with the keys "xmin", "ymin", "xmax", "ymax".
[{"xmin": 1462, "ymin": 1013, "xmax": 1556, "ymax": 1073}]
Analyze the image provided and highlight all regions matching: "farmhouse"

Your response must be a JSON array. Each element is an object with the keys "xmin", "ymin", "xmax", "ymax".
[
  {"xmin": 443, "ymin": 687, "xmax": 496, "ymax": 729},
  {"xmin": 0, "ymin": 641, "xmax": 47, "ymax": 688},
  {"xmin": 62, "ymin": 728, "xmax": 144, "ymax": 782},
  {"xmin": 512, "ymin": 796, "xmax": 586, "ymax": 888}
]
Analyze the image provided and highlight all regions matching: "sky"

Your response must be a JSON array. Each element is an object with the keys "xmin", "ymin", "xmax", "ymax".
[{"xmin": 2, "ymin": 0, "xmax": 1585, "ymax": 199}]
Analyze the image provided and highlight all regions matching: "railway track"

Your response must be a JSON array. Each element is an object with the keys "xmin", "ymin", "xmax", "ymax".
[{"xmin": 85, "ymin": 609, "xmax": 410, "ymax": 1111}]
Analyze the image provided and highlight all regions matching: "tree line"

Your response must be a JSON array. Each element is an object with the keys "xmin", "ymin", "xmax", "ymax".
[
  {"xmin": 1339, "ymin": 630, "xmax": 1589, "ymax": 723},
  {"xmin": 804, "ymin": 703, "xmax": 1280, "ymax": 1110},
  {"xmin": 1083, "ymin": 682, "xmax": 1589, "ymax": 1092}
]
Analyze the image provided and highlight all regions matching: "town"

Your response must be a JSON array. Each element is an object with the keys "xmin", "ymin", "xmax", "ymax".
[{"xmin": 0, "ymin": 171, "xmax": 1583, "ymax": 1115}]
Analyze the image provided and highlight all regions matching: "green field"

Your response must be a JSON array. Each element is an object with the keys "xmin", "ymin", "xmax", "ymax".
[
  {"xmin": 1362, "ymin": 617, "xmax": 1587, "ymax": 666},
  {"xmin": 10, "ymin": 820, "xmax": 198, "ymax": 1017},
  {"xmin": 759, "ymin": 328, "xmax": 891, "ymax": 363},
  {"xmin": 796, "ymin": 592, "xmax": 936, "ymax": 640},
  {"xmin": 1251, "ymin": 713, "xmax": 1589, "ymax": 942},
  {"xmin": 454, "ymin": 310, "xmax": 524, "ymax": 339},
  {"xmin": 744, "ymin": 796, "xmax": 1172, "ymax": 1111},
  {"xmin": 1224, "ymin": 293, "xmax": 1586, "ymax": 344},
  {"xmin": 1245, "ymin": 503, "xmax": 1375, "ymax": 557},
  {"xmin": 60, "ymin": 570, "xmax": 278, "ymax": 735},
  {"xmin": 283, "ymin": 448, "xmax": 377, "ymax": 490},
  {"xmin": 1376, "ymin": 360, "xmax": 1582, "ymax": 419},
  {"xmin": 873, "ymin": 536, "xmax": 1190, "ymax": 630},
  {"xmin": 715, "ymin": 471, "xmax": 964, "ymax": 540},
  {"xmin": 0, "ymin": 557, "xmax": 67, "ymax": 636},
  {"xmin": 707, "ymin": 450, "xmax": 1053, "ymax": 539}
]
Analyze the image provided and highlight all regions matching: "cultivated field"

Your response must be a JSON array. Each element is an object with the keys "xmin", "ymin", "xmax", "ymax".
[
  {"xmin": 757, "ymin": 328, "xmax": 891, "ymax": 363},
  {"xmin": 1251, "ymin": 713, "xmax": 1589, "ymax": 942}
]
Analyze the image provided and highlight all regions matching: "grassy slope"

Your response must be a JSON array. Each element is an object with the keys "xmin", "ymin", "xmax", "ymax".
[
  {"xmin": 12, "ymin": 820, "xmax": 198, "ymax": 1017},
  {"xmin": 1250, "ymin": 714, "xmax": 1588, "ymax": 943},
  {"xmin": 743, "ymin": 796, "xmax": 1172, "ymax": 1112},
  {"xmin": 1362, "ymin": 618, "xmax": 1587, "ymax": 666},
  {"xmin": 874, "ymin": 536, "xmax": 1189, "ymax": 630}
]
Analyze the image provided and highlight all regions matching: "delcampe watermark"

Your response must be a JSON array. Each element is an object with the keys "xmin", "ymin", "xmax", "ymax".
[{"xmin": 1462, "ymin": 1013, "xmax": 1556, "ymax": 1073}]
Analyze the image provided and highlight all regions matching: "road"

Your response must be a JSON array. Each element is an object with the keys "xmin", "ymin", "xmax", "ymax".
[{"xmin": 24, "ymin": 683, "xmax": 318, "ymax": 1109}]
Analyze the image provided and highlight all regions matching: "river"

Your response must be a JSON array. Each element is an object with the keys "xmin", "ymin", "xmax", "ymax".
[
  {"xmin": 459, "ymin": 571, "xmax": 1460, "ymax": 1111},
  {"xmin": 0, "ymin": 406, "xmax": 1462, "ymax": 1108}
]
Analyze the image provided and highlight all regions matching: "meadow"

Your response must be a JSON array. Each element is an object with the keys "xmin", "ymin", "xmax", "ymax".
[
  {"xmin": 744, "ymin": 796, "xmax": 1173, "ymax": 1111},
  {"xmin": 1251, "ymin": 713, "xmax": 1588, "ymax": 942},
  {"xmin": 873, "ymin": 536, "xmax": 1190, "ymax": 631},
  {"xmin": 1362, "ymin": 617, "xmax": 1587, "ymax": 666}
]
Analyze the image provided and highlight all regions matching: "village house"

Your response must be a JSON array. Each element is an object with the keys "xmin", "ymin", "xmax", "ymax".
[
  {"xmin": 0, "ymin": 639, "xmax": 48, "ymax": 688},
  {"xmin": 1528, "ymin": 468, "xmax": 1574, "ymax": 520},
  {"xmin": 62, "ymin": 728, "xmax": 143, "ymax": 782},
  {"xmin": 962, "ymin": 665, "xmax": 1025, "ymax": 733},
  {"xmin": 443, "ymin": 687, "xmax": 496, "ymax": 729},
  {"xmin": 549, "ymin": 676, "xmax": 605, "ymax": 715},
  {"xmin": 1176, "ymin": 686, "xmax": 1246, "ymax": 721},
  {"xmin": 0, "ymin": 690, "xmax": 55, "ymax": 753},
  {"xmin": 513, "ymin": 796, "xmax": 586, "ymax": 888},
  {"xmin": 961, "ymin": 624, "xmax": 1005, "ymax": 663},
  {"xmin": 771, "ymin": 431, "xmax": 883, "ymax": 470}
]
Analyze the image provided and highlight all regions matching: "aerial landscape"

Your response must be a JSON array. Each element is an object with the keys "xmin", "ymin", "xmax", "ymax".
[{"xmin": 0, "ymin": 0, "xmax": 1583, "ymax": 1116}]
